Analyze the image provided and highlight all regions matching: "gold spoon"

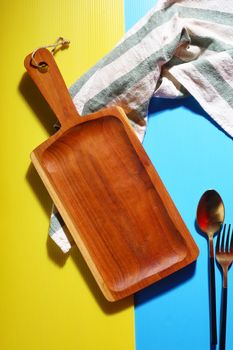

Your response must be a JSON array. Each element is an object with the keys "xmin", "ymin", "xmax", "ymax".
[{"xmin": 196, "ymin": 189, "xmax": 225, "ymax": 345}]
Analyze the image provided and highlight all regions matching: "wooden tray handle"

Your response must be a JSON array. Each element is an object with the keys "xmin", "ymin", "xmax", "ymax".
[{"xmin": 24, "ymin": 48, "xmax": 80, "ymax": 129}]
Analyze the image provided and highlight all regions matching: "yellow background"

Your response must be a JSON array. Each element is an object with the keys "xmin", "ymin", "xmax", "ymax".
[{"xmin": 0, "ymin": 1, "xmax": 135, "ymax": 349}]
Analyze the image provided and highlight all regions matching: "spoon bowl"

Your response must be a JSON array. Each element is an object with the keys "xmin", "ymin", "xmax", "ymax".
[{"xmin": 196, "ymin": 189, "xmax": 225, "ymax": 237}]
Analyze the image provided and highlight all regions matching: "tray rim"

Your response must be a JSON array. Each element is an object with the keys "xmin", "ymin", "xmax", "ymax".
[{"xmin": 31, "ymin": 106, "xmax": 199, "ymax": 301}]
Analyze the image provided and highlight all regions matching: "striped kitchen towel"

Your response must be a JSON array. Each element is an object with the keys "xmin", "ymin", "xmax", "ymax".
[{"xmin": 49, "ymin": 0, "xmax": 233, "ymax": 252}]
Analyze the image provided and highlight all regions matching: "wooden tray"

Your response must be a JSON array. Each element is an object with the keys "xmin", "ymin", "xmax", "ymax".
[{"xmin": 25, "ymin": 49, "xmax": 199, "ymax": 301}]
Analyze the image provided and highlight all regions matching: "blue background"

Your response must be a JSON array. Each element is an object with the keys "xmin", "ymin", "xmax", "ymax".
[{"xmin": 124, "ymin": 1, "xmax": 233, "ymax": 349}]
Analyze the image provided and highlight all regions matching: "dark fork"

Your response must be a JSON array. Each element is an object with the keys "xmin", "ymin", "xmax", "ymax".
[{"xmin": 216, "ymin": 224, "xmax": 233, "ymax": 350}]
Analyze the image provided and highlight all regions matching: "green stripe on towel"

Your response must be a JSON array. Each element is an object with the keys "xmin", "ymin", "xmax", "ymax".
[
  {"xmin": 194, "ymin": 58, "xmax": 233, "ymax": 109},
  {"xmin": 82, "ymin": 32, "xmax": 189, "ymax": 115},
  {"xmin": 70, "ymin": 5, "xmax": 233, "ymax": 99}
]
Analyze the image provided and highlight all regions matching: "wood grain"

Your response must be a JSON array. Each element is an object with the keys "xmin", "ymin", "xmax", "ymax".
[{"xmin": 25, "ymin": 49, "xmax": 199, "ymax": 301}]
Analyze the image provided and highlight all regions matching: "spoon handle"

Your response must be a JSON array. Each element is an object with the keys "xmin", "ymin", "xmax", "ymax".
[{"xmin": 209, "ymin": 239, "xmax": 217, "ymax": 345}]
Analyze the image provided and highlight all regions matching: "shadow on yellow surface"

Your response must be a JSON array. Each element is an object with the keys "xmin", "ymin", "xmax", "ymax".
[
  {"xmin": 26, "ymin": 164, "xmax": 52, "ymax": 218},
  {"xmin": 19, "ymin": 73, "xmax": 57, "ymax": 135}
]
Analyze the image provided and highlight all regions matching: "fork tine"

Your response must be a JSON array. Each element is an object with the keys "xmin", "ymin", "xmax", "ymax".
[
  {"xmin": 226, "ymin": 224, "xmax": 231, "ymax": 252},
  {"xmin": 230, "ymin": 226, "xmax": 233, "ymax": 253},
  {"xmin": 221, "ymin": 224, "xmax": 226, "ymax": 252},
  {"xmin": 216, "ymin": 224, "xmax": 222, "ymax": 252}
]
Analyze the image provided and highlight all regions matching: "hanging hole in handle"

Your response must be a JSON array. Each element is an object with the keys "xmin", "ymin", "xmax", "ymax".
[
  {"xmin": 38, "ymin": 61, "xmax": 49, "ymax": 73},
  {"xmin": 30, "ymin": 38, "xmax": 69, "ymax": 73},
  {"xmin": 30, "ymin": 56, "xmax": 49, "ymax": 73}
]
